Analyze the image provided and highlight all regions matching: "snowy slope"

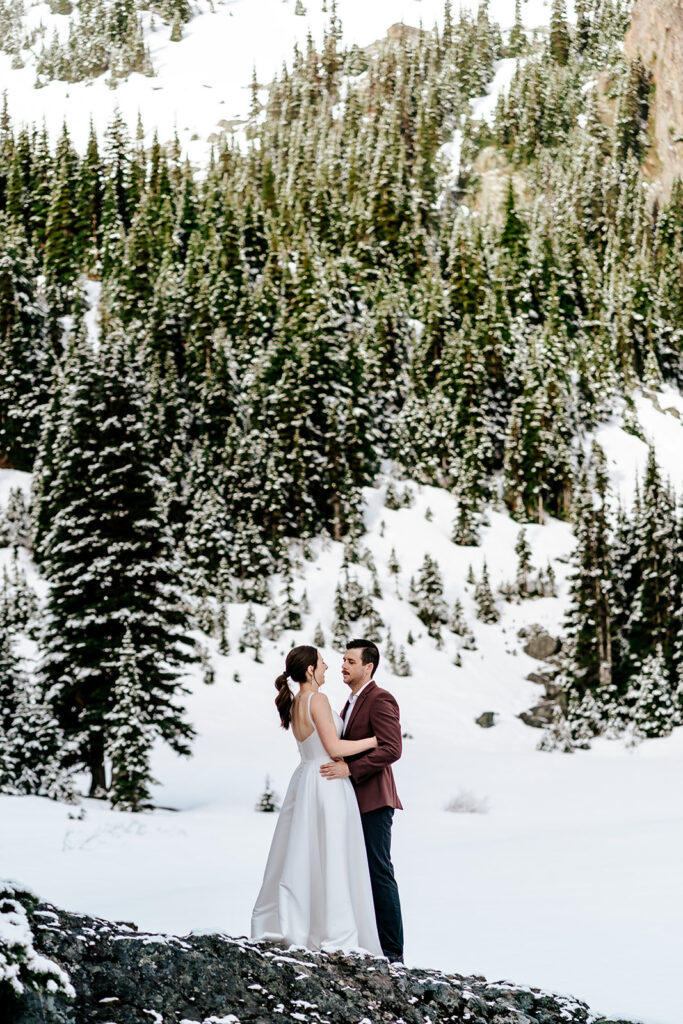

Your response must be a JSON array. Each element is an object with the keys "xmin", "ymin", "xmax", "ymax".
[
  {"xmin": 0, "ymin": 0, "xmax": 575, "ymax": 162},
  {"xmin": 595, "ymin": 386, "xmax": 683, "ymax": 506},
  {"xmin": 2, "ymin": 388, "xmax": 683, "ymax": 1024}
]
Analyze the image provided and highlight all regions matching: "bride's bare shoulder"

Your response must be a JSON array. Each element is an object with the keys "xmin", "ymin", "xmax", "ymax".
[{"xmin": 310, "ymin": 691, "xmax": 331, "ymax": 714}]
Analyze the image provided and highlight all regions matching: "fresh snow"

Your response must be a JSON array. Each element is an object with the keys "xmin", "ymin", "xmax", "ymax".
[
  {"xmin": 1, "ymin": 0, "xmax": 575, "ymax": 162},
  {"xmin": 1, "ymin": 389, "xmax": 682, "ymax": 1024},
  {"xmin": 0, "ymin": 883, "xmax": 76, "ymax": 998},
  {"xmin": 595, "ymin": 386, "xmax": 683, "ymax": 507},
  {"xmin": 470, "ymin": 56, "xmax": 520, "ymax": 126},
  {"xmin": 0, "ymin": 3, "xmax": 670, "ymax": 1022}
]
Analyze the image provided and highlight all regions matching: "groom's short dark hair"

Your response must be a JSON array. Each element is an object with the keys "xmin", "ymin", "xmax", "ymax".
[{"xmin": 346, "ymin": 639, "xmax": 380, "ymax": 677}]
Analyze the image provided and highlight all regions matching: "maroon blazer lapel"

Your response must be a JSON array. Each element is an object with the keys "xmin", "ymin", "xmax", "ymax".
[{"xmin": 344, "ymin": 681, "xmax": 376, "ymax": 737}]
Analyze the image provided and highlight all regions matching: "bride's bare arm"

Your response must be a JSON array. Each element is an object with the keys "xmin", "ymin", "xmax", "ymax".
[{"xmin": 310, "ymin": 693, "xmax": 377, "ymax": 759}]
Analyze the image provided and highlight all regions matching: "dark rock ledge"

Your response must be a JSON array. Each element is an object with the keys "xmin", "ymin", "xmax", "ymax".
[{"xmin": 3, "ymin": 885, "xmax": 637, "ymax": 1024}]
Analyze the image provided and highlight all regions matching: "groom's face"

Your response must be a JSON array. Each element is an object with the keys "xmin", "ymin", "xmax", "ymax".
[{"xmin": 342, "ymin": 649, "xmax": 373, "ymax": 690}]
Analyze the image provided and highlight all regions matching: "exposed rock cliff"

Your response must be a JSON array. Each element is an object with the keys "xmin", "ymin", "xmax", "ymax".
[
  {"xmin": 625, "ymin": 0, "xmax": 683, "ymax": 199},
  {"xmin": 1, "ymin": 884, "xmax": 638, "ymax": 1024}
]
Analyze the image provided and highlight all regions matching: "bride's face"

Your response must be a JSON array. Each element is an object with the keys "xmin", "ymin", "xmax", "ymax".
[{"xmin": 313, "ymin": 650, "xmax": 328, "ymax": 686}]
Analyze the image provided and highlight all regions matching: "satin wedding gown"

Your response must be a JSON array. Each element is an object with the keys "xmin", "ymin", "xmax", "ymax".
[{"xmin": 251, "ymin": 693, "xmax": 383, "ymax": 956}]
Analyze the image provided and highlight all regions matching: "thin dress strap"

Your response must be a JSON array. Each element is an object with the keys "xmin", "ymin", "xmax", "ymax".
[{"xmin": 307, "ymin": 692, "xmax": 315, "ymax": 729}]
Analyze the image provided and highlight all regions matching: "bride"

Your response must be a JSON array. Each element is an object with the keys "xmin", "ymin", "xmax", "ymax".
[{"xmin": 250, "ymin": 645, "xmax": 383, "ymax": 957}]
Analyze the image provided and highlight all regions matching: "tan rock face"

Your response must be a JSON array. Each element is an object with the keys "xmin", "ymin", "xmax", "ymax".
[{"xmin": 625, "ymin": 0, "xmax": 683, "ymax": 201}]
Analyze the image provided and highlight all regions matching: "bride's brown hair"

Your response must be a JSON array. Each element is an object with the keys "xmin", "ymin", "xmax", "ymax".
[{"xmin": 274, "ymin": 645, "xmax": 318, "ymax": 730}]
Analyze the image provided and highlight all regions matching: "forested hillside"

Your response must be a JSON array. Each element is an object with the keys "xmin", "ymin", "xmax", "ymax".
[{"xmin": 2, "ymin": 0, "xmax": 683, "ymax": 808}]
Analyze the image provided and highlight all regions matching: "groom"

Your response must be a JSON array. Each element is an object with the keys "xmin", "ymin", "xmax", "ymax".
[{"xmin": 320, "ymin": 638, "xmax": 404, "ymax": 962}]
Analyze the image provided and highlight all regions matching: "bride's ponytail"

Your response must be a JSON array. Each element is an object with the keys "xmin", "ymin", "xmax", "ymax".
[
  {"xmin": 274, "ymin": 671, "xmax": 293, "ymax": 730},
  {"xmin": 274, "ymin": 645, "xmax": 318, "ymax": 729}
]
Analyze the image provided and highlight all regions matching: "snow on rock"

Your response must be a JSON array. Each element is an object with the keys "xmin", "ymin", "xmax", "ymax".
[
  {"xmin": 3, "ymin": 887, "xmax": 629, "ymax": 1024},
  {"xmin": 0, "ymin": 881, "xmax": 75, "ymax": 1000}
]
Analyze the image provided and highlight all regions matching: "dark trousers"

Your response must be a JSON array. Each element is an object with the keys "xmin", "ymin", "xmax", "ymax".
[{"xmin": 360, "ymin": 807, "xmax": 404, "ymax": 961}]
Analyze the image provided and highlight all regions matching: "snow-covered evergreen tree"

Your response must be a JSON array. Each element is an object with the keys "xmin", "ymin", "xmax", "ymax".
[
  {"xmin": 239, "ymin": 606, "xmax": 262, "ymax": 660},
  {"xmin": 255, "ymin": 775, "xmax": 280, "ymax": 812},
  {"xmin": 34, "ymin": 337, "xmax": 196, "ymax": 798},
  {"xmin": 106, "ymin": 626, "xmax": 159, "ymax": 811},
  {"xmin": 515, "ymin": 528, "xmax": 533, "ymax": 598},
  {"xmin": 626, "ymin": 646, "xmax": 677, "ymax": 741},
  {"xmin": 409, "ymin": 554, "xmax": 448, "ymax": 641},
  {"xmin": 0, "ymin": 632, "xmax": 74, "ymax": 801},
  {"xmin": 474, "ymin": 561, "xmax": 499, "ymax": 624}
]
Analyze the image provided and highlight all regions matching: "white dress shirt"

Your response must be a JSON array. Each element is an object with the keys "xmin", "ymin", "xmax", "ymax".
[{"xmin": 342, "ymin": 681, "xmax": 372, "ymax": 736}]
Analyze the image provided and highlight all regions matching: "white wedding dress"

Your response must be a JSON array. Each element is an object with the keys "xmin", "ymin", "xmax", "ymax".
[{"xmin": 250, "ymin": 694, "xmax": 383, "ymax": 956}]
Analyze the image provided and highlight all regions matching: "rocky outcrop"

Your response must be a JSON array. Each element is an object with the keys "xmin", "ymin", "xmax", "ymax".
[
  {"xmin": 475, "ymin": 711, "xmax": 497, "ymax": 728},
  {"xmin": 2, "ymin": 886, "xmax": 638, "ymax": 1024},
  {"xmin": 625, "ymin": 0, "xmax": 683, "ymax": 200},
  {"xmin": 518, "ymin": 626, "xmax": 562, "ymax": 663},
  {"xmin": 519, "ymin": 699, "xmax": 559, "ymax": 729},
  {"xmin": 518, "ymin": 628, "xmax": 564, "ymax": 728}
]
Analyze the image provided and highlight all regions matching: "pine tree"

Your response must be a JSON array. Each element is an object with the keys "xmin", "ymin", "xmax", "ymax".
[
  {"xmin": 217, "ymin": 599, "xmax": 231, "ymax": 656},
  {"xmin": 508, "ymin": 0, "xmax": 526, "ymax": 56},
  {"xmin": 385, "ymin": 482, "xmax": 402, "ymax": 510},
  {"xmin": 200, "ymin": 643, "xmax": 216, "ymax": 686},
  {"xmin": 503, "ymin": 351, "xmax": 574, "ymax": 523},
  {"xmin": 275, "ymin": 561, "xmax": 303, "ymax": 633},
  {"xmin": 621, "ymin": 450, "xmax": 678, "ymax": 682},
  {"xmin": 515, "ymin": 528, "xmax": 533, "ymax": 598},
  {"xmin": 343, "ymin": 570, "xmax": 372, "ymax": 621},
  {"xmin": 255, "ymin": 775, "xmax": 280, "ymax": 812},
  {"xmin": 43, "ymin": 125, "xmax": 80, "ymax": 307},
  {"xmin": 574, "ymin": 0, "xmax": 591, "ymax": 53},
  {"xmin": 409, "ymin": 554, "xmax": 448, "ymax": 641},
  {"xmin": 474, "ymin": 561, "xmax": 499, "ymax": 624},
  {"xmin": 394, "ymin": 645, "xmax": 412, "ymax": 677},
  {"xmin": 106, "ymin": 627, "xmax": 159, "ymax": 810},
  {"xmin": 0, "ymin": 212, "xmax": 51, "ymax": 471},
  {"xmin": 626, "ymin": 646, "xmax": 677, "ymax": 740},
  {"xmin": 388, "ymin": 547, "xmax": 401, "ymax": 594},
  {"xmin": 449, "ymin": 598, "xmax": 477, "ymax": 649},
  {"xmin": 615, "ymin": 56, "xmax": 653, "ymax": 163},
  {"xmin": 363, "ymin": 606, "xmax": 384, "ymax": 643},
  {"xmin": 549, "ymin": 0, "xmax": 570, "ymax": 66},
  {"xmin": 562, "ymin": 446, "xmax": 615, "ymax": 697},
  {"xmin": 332, "ymin": 582, "xmax": 350, "ymax": 649},
  {"xmin": 239, "ymin": 606, "xmax": 262, "ymax": 660},
  {"xmin": 2, "ymin": 487, "xmax": 31, "ymax": 549},
  {"xmin": 169, "ymin": 13, "xmax": 182, "ymax": 41},
  {"xmin": 313, "ymin": 622, "xmax": 325, "ymax": 647},
  {"xmin": 451, "ymin": 423, "xmax": 488, "ymax": 546},
  {"xmin": 35, "ymin": 338, "xmax": 196, "ymax": 797},
  {"xmin": 0, "ymin": 554, "xmax": 39, "ymax": 635},
  {"xmin": 0, "ymin": 631, "xmax": 74, "ymax": 801}
]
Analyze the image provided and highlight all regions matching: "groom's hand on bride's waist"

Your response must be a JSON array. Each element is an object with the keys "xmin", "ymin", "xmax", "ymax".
[{"xmin": 320, "ymin": 760, "xmax": 351, "ymax": 779}]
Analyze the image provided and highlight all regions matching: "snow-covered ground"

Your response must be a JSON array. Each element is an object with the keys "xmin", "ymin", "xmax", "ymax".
[
  {"xmin": 3, "ymin": 2, "xmax": 677, "ymax": 1020},
  {"xmin": 2, "ymin": 386, "xmax": 683, "ymax": 1024},
  {"xmin": 0, "ymin": 0, "xmax": 574, "ymax": 162}
]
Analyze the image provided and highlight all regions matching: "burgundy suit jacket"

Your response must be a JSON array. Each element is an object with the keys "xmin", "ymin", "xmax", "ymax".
[{"xmin": 341, "ymin": 680, "xmax": 403, "ymax": 814}]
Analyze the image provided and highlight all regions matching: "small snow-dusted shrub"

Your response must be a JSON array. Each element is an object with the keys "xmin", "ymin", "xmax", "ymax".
[
  {"xmin": 445, "ymin": 789, "xmax": 490, "ymax": 814},
  {"xmin": 0, "ymin": 881, "xmax": 75, "ymax": 1002},
  {"xmin": 255, "ymin": 776, "xmax": 280, "ymax": 813}
]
